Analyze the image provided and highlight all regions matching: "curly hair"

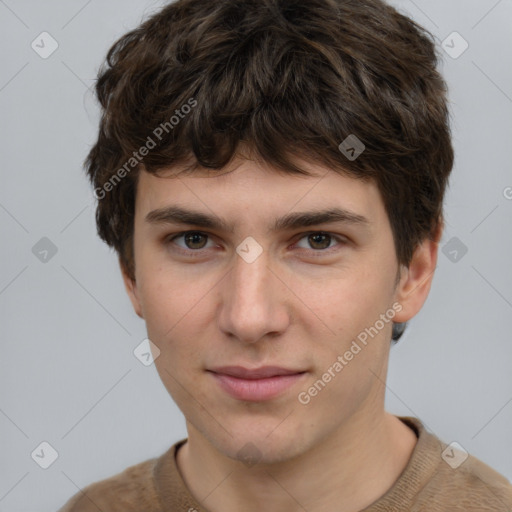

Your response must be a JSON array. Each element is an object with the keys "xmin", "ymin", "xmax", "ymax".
[{"xmin": 85, "ymin": 0, "xmax": 454, "ymax": 341}]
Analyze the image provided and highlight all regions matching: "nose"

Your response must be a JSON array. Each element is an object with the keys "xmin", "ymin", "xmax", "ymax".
[{"xmin": 217, "ymin": 247, "xmax": 290, "ymax": 344}]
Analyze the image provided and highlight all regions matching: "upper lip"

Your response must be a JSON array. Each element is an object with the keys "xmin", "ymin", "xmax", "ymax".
[{"xmin": 208, "ymin": 366, "xmax": 305, "ymax": 379}]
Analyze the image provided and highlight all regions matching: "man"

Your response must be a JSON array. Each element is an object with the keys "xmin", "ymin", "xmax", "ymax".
[{"xmin": 59, "ymin": 0, "xmax": 512, "ymax": 510}]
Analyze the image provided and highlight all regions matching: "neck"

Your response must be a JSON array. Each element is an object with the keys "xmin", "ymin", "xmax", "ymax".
[{"xmin": 176, "ymin": 411, "xmax": 417, "ymax": 512}]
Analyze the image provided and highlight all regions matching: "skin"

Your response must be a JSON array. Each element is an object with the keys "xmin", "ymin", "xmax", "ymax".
[{"xmin": 121, "ymin": 155, "xmax": 441, "ymax": 512}]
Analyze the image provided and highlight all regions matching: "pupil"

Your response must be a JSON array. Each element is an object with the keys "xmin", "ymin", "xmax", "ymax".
[
  {"xmin": 183, "ymin": 233, "xmax": 331, "ymax": 250},
  {"xmin": 186, "ymin": 233, "xmax": 206, "ymax": 249},
  {"xmin": 310, "ymin": 233, "xmax": 330, "ymax": 249}
]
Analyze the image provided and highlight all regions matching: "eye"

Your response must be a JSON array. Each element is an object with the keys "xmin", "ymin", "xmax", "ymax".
[
  {"xmin": 168, "ymin": 231, "xmax": 215, "ymax": 252},
  {"xmin": 294, "ymin": 232, "xmax": 346, "ymax": 252}
]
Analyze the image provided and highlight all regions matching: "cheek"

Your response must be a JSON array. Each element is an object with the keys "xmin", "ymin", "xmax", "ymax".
[
  {"xmin": 304, "ymin": 264, "xmax": 394, "ymax": 339},
  {"xmin": 138, "ymin": 266, "xmax": 207, "ymax": 338},
  {"xmin": 145, "ymin": 285, "xmax": 208, "ymax": 406},
  {"xmin": 138, "ymin": 268, "xmax": 215, "ymax": 375}
]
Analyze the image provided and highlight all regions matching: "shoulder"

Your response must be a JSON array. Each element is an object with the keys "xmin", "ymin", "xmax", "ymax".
[
  {"xmin": 417, "ymin": 436, "xmax": 512, "ymax": 510},
  {"xmin": 426, "ymin": 453, "xmax": 512, "ymax": 510},
  {"xmin": 393, "ymin": 417, "xmax": 512, "ymax": 511},
  {"xmin": 57, "ymin": 455, "xmax": 163, "ymax": 512}
]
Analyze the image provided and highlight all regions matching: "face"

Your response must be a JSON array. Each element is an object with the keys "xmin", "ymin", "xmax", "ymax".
[{"xmin": 122, "ymin": 157, "xmax": 438, "ymax": 464}]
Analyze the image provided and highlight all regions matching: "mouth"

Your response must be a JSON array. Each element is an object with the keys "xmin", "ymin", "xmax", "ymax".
[{"xmin": 207, "ymin": 366, "xmax": 307, "ymax": 401}]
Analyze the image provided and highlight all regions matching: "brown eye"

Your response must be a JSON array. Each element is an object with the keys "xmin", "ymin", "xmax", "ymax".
[
  {"xmin": 293, "ymin": 232, "xmax": 347, "ymax": 255},
  {"xmin": 182, "ymin": 232, "xmax": 208, "ymax": 249},
  {"xmin": 169, "ymin": 231, "xmax": 213, "ymax": 252},
  {"xmin": 307, "ymin": 233, "xmax": 332, "ymax": 250}
]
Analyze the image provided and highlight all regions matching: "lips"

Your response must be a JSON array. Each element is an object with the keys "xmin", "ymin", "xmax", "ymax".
[
  {"xmin": 209, "ymin": 366, "xmax": 304, "ymax": 379},
  {"xmin": 207, "ymin": 366, "xmax": 307, "ymax": 401}
]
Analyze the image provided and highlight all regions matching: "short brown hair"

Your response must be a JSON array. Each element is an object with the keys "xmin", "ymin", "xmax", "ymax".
[{"xmin": 86, "ymin": 0, "xmax": 453, "ymax": 293}]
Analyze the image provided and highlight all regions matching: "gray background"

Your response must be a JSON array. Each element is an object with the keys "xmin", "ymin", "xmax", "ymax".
[{"xmin": 0, "ymin": 0, "xmax": 511, "ymax": 510}]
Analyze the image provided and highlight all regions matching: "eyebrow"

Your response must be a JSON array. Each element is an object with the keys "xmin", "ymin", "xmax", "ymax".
[{"xmin": 145, "ymin": 205, "xmax": 370, "ymax": 233}]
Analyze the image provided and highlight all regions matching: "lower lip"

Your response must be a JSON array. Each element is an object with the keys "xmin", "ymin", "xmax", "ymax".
[{"xmin": 209, "ymin": 372, "xmax": 306, "ymax": 401}]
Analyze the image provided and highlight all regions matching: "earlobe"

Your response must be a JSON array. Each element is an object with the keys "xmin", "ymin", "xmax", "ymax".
[
  {"xmin": 393, "ymin": 221, "xmax": 443, "ymax": 323},
  {"xmin": 119, "ymin": 259, "xmax": 144, "ymax": 319}
]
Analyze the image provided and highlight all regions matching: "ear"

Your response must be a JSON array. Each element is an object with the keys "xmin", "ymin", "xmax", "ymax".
[
  {"xmin": 392, "ymin": 220, "xmax": 443, "ymax": 323},
  {"xmin": 119, "ymin": 258, "xmax": 144, "ymax": 319}
]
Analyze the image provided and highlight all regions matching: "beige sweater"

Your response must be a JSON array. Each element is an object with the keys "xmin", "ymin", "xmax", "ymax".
[{"xmin": 58, "ymin": 416, "xmax": 512, "ymax": 511}]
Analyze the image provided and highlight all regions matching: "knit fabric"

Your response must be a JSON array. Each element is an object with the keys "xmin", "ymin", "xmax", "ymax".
[{"xmin": 58, "ymin": 416, "xmax": 512, "ymax": 511}]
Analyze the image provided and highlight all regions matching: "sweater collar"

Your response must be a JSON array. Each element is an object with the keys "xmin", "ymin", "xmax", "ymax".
[{"xmin": 153, "ymin": 416, "xmax": 441, "ymax": 512}]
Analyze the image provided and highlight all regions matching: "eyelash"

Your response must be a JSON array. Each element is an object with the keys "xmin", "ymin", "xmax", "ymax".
[{"xmin": 166, "ymin": 231, "xmax": 347, "ymax": 257}]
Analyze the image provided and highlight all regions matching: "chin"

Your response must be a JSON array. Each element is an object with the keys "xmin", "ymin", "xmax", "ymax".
[{"xmin": 204, "ymin": 419, "xmax": 313, "ymax": 466}]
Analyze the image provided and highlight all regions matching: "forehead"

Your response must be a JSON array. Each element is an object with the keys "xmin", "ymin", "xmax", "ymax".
[{"xmin": 134, "ymin": 158, "xmax": 387, "ymax": 231}]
